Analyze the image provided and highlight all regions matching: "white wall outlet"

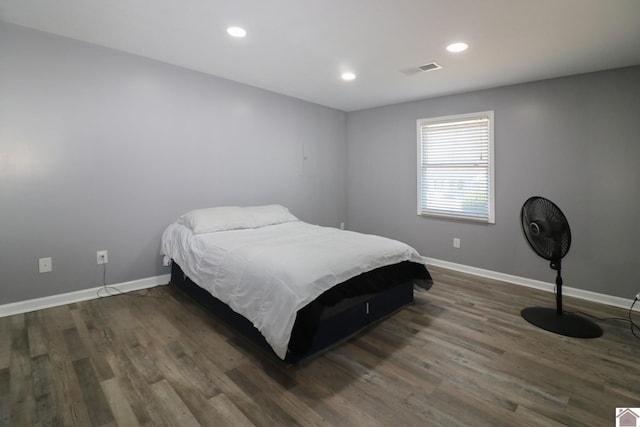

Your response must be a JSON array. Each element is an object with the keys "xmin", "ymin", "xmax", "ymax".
[
  {"xmin": 39, "ymin": 257, "xmax": 52, "ymax": 273},
  {"xmin": 453, "ymin": 238, "xmax": 461, "ymax": 249},
  {"xmin": 97, "ymin": 250, "xmax": 108, "ymax": 264},
  {"xmin": 340, "ymin": 222, "xmax": 345, "ymax": 230}
]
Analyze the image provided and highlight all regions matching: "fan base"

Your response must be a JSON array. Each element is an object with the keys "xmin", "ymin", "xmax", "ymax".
[{"xmin": 521, "ymin": 307, "xmax": 603, "ymax": 338}]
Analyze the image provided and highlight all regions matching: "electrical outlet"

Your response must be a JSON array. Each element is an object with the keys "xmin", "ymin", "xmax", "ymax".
[
  {"xmin": 97, "ymin": 250, "xmax": 108, "ymax": 264},
  {"xmin": 453, "ymin": 238, "xmax": 461, "ymax": 249},
  {"xmin": 340, "ymin": 222, "xmax": 345, "ymax": 230},
  {"xmin": 39, "ymin": 257, "xmax": 52, "ymax": 273}
]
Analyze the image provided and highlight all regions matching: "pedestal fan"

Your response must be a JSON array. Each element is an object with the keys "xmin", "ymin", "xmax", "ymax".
[{"xmin": 520, "ymin": 196, "xmax": 602, "ymax": 338}]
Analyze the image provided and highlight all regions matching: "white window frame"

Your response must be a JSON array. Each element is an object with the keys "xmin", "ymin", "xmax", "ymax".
[{"xmin": 417, "ymin": 111, "xmax": 495, "ymax": 223}]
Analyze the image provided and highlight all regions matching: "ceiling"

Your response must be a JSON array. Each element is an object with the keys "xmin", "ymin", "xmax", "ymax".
[{"xmin": 1, "ymin": 0, "xmax": 640, "ymax": 112}]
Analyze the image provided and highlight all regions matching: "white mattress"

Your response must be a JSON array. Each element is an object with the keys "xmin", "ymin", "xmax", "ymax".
[{"xmin": 161, "ymin": 220, "xmax": 425, "ymax": 359}]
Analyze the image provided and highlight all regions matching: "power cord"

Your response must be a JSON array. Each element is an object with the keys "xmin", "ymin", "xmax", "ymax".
[
  {"xmin": 569, "ymin": 298, "xmax": 640, "ymax": 340},
  {"xmin": 554, "ymin": 286, "xmax": 640, "ymax": 340},
  {"xmin": 96, "ymin": 258, "xmax": 162, "ymax": 299},
  {"xmin": 630, "ymin": 298, "xmax": 640, "ymax": 339},
  {"xmin": 96, "ymin": 258, "xmax": 124, "ymax": 298}
]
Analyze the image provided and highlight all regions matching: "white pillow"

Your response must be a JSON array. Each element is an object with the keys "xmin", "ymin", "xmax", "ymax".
[
  {"xmin": 178, "ymin": 206, "xmax": 251, "ymax": 233},
  {"xmin": 248, "ymin": 204, "xmax": 298, "ymax": 228},
  {"xmin": 178, "ymin": 205, "xmax": 297, "ymax": 234}
]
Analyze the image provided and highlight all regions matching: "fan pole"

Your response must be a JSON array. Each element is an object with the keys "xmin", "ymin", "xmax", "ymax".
[{"xmin": 554, "ymin": 262, "xmax": 563, "ymax": 315}]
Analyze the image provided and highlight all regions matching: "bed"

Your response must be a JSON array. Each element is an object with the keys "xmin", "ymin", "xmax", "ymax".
[{"xmin": 161, "ymin": 205, "xmax": 432, "ymax": 363}]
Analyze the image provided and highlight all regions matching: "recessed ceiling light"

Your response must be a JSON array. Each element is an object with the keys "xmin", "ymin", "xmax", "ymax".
[
  {"xmin": 341, "ymin": 72, "xmax": 356, "ymax": 81},
  {"xmin": 227, "ymin": 26, "xmax": 247, "ymax": 38},
  {"xmin": 446, "ymin": 42, "xmax": 468, "ymax": 53}
]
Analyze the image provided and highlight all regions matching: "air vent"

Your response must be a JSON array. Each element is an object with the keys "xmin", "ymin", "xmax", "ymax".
[{"xmin": 418, "ymin": 62, "xmax": 442, "ymax": 72}]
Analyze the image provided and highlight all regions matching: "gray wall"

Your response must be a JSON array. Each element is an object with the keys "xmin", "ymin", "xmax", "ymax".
[
  {"xmin": 0, "ymin": 22, "xmax": 347, "ymax": 304},
  {"xmin": 2, "ymin": 21, "xmax": 638, "ymax": 305},
  {"xmin": 347, "ymin": 66, "xmax": 640, "ymax": 299}
]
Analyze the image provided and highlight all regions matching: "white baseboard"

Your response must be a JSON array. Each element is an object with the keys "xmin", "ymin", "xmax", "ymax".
[
  {"xmin": 2, "ymin": 261, "xmax": 636, "ymax": 318},
  {"xmin": 0, "ymin": 274, "xmax": 170, "ymax": 318},
  {"xmin": 423, "ymin": 257, "xmax": 639, "ymax": 312}
]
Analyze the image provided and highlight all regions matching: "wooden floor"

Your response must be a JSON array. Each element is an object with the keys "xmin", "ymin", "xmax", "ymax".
[{"xmin": 1, "ymin": 266, "xmax": 639, "ymax": 426}]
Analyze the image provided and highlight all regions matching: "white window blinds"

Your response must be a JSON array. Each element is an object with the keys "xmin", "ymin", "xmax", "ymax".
[{"xmin": 417, "ymin": 111, "xmax": 495, "ymax": 223}]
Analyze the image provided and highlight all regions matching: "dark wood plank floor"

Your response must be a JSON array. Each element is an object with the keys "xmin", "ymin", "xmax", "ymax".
[{"xmin": 1, "ymin": 266, "xmax": 639, "ymax": 426}]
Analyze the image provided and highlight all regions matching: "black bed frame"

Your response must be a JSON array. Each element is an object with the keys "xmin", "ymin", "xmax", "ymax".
[{"xmin": 169, "ymin": 262, "xmax": 414, "ymax": 363}]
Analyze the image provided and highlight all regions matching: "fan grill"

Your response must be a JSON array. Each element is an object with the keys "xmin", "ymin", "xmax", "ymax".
[{"xmin": 521, "ymin": 197, "xmax": 571, "ymax": 261}]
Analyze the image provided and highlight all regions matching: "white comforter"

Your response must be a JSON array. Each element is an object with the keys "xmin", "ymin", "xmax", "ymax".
[{"xmin": 161, "ymin": 220, "xmax": 425, "ymax": 359}]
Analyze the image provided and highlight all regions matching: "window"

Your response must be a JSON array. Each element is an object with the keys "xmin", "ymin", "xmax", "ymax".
[{"xmin": 417, "ymin": 111, "xmax": 495, "ymax": 223}]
